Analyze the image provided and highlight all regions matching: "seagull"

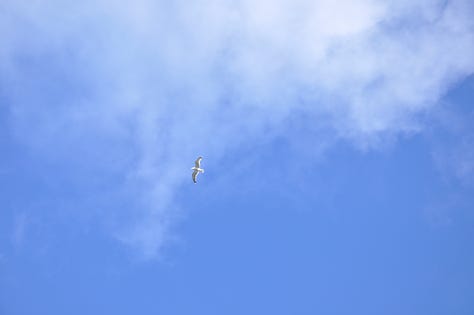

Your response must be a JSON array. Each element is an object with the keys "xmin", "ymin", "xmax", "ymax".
[{"xmin": 191, "ymin": 156, "xmax": 205, "ymax": 183}]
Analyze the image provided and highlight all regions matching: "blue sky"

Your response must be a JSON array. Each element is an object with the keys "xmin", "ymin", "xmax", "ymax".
[{"xmin": 1, "ymin": 0, "xmax": 474, "ymax": 314}]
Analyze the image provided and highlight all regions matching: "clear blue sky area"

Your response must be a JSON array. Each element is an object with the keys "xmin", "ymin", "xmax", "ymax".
[{"xmin": 1, "ymin": 1, "xmax": 474, "ymax": 314}]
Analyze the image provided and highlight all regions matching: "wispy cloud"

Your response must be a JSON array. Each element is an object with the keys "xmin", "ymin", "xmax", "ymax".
[
  {"xmin": 430, "ymin": 93, "xmax": 474, "ymax": 187},
  {"xmin": 1, "ymin": 0, "xmax": 473, "ymax": 257},
  {"xmin": 11, "ymin": 212, "xmax": 28, "ymax": 249}
]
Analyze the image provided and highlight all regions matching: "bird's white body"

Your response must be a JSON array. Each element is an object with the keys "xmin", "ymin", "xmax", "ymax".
[{"xmin": 191, "ymin": 167, "xmax": 205, "ymax": 173}]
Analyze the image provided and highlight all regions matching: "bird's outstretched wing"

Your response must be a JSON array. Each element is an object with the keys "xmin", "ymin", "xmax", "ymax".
[
  {"xmin": 192, "ymin": 170, "xmax": 199, "ymax": 183},
  {"xmin": 194, "ymin": 156, "xmax": 202, "ymax": 168}
]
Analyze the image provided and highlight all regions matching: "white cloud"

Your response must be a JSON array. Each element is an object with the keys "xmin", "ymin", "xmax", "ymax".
[{"xmin": 1, "ymin": 0, "xmax": 473, "ymax": 257}]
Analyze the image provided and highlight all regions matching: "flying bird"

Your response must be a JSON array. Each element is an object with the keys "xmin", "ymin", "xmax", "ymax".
[{"xmin": 191, "ymin": 156, "xmax": 205, "ymax": 183}]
